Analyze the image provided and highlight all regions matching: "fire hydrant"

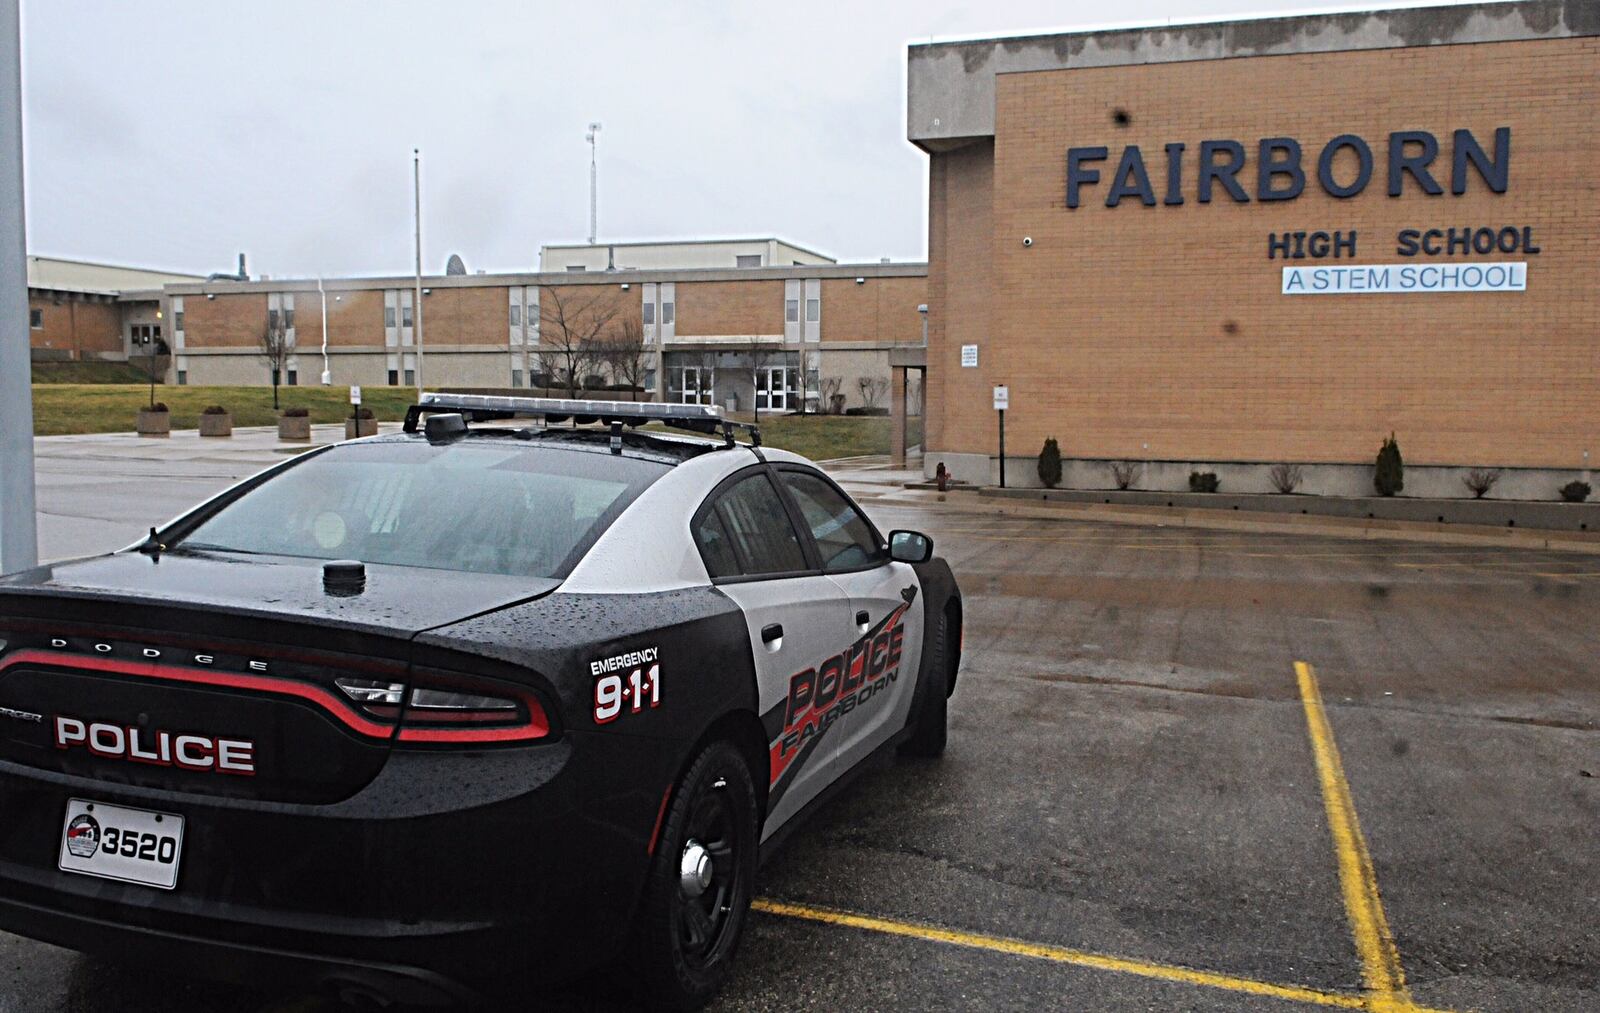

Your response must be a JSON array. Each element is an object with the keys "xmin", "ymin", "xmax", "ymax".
[{"xmin": 935, "ymin": 461, "xmax": 949, "ymax": 493}]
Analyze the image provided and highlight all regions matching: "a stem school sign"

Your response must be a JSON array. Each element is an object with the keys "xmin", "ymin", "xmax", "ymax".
[
  {"xmin": 1282, "ymin": 262, "xmax": 1527, "ymax": 295},
  {"xmin": 1065, "ymin": 127, "xmax": 1533, "ymax": 295}
]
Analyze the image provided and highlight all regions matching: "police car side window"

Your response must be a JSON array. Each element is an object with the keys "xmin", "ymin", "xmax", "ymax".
[
  {"xmin": 778, "ymin": 470, "xmax": 886, "ymax": 573},
  {"xmin": 697, "ymin": 473, "xmax": 808, "ymax": 578},
  {"xmin": 693, "ymin": 508, "xmax": 741, "ymax": 579}
]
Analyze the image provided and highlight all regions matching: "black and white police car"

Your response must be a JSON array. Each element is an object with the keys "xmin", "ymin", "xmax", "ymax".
[{"xmin": 0, "ymin": 393, "xmax": 962, "ymax": 1009}]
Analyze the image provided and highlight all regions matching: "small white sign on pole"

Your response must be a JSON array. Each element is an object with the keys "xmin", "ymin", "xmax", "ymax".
[
  {"xmin": 992, "ymin": 385, "xmax": 1009, "ymax": 411},
  {"xmin": 349, "ymin": 385, "xmax": 362, "ymax": 406},
  {"xmin": 961, "ymin": 344, "xmax": 979, "ymax": 368}
]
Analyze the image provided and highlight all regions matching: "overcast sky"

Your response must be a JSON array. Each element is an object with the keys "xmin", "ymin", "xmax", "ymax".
[{"xmin": 21, "ymin": 0, "xmax": 1488, "ymax": 279}]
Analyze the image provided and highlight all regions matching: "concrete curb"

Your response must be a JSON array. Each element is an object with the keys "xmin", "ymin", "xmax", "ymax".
[{"xmin": 862, "ymin": 488, "xmax": 1600, "ymax": 555}]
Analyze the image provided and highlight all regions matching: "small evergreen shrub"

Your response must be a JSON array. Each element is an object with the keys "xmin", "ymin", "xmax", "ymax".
[
  {"xmin": 281, "ymin": 406, "xmax": 310, "ymax": 418},
  {"xmin": 351, "ymin": 406, "xmax": 374, "ymax": 420},
  {"xmin": 1189, "ymin": 471, "xmax": 1220, "ymax": 493},
  {"xmin": 1374, "ymin": 433, "xmax": 1404, "ymax": 497},
  {"xmin": 145, "ymin": 402, "xmax": 169, "ymax": 413},
  {"xmin": 1037, "ymin": 437, "xmax": 1062, "ymax": 489},
  {"xmin": 1560, "ymin": 481, "xmax": 1591, "ymax": 503},
  {"xmin": 201, "ymin": 404, "xmax": 228, "ymax": 415}
]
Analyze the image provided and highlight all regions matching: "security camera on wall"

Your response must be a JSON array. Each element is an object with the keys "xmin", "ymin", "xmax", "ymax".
[{"xmin": 1022, "ymin": 236, "xmax": 1033, "ymax": 247}]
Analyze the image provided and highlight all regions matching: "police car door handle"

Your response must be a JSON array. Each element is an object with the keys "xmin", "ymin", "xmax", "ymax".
[{"xmin": 761, "ymin": 623, "xmax": 783, "ymax": 645}]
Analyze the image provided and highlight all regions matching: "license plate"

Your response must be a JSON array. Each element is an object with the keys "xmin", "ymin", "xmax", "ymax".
[{"xmin": 58, "ymin": 799, "xmax": 184, "ymax": 890}]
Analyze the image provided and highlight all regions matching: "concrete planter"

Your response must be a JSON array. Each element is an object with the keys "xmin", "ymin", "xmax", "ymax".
[
  {"xmin": 344, "ymin": 418, "xmax": 378, "ymax": 440},
  {"xmin": 198, "ymin": 413, "xmax": 233, "ymax": 437},
  {"xmin": 135, "ymin": 409, "xmax": 170, "ymax": 437},
  {"xmin": 277, "ymin": 415, "xmax": 312, "ymax": 441}
]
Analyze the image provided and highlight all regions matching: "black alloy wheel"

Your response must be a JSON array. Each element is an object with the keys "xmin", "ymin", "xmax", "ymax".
[{"xmin": 630, "ymin": 740, "xmax": 757, "ymax": 1010}]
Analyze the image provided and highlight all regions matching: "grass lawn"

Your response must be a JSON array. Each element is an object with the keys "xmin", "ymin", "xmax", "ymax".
[
  {"xmin": 30, "ymin": 385, "xmax": 420, "ymax": 436},
  {"xmin": 30, "ymin": 385, "xmax": 924, "ymax": 459}
]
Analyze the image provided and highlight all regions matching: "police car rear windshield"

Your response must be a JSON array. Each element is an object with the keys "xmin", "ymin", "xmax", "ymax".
[{"xmin": 173, "ymin": 441, "xmax": 669, "ymax": 578}]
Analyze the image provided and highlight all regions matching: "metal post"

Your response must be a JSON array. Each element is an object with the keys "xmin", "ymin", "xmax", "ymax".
[
  {"xmin": 317, "ymin": 277, "xmax": 331, "ymax": 385},
  {"xmin": 412, "ymin": 149, "xmax": 424, "ymax": 395},
  {"xmin": 997, "ymin": 408, "xmax": 1006, "ymax": 489},
  {"xmin": 0, "ymin": 0, "xmax": 36, "ymax": 574},
  {"xmin": 586, "ymin": 123, "xmax": 601, "ymax": 245}
]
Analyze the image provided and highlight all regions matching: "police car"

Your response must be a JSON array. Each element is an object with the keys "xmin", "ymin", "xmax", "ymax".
[{"xmin": 0, "ymin": 394, "xmax": 962, "ymax": 1009}]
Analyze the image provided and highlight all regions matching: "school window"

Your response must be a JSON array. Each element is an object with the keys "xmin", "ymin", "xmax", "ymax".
[
  {"xmin": 28, "ymin": 307, "xmax": 41, "ymax": 329},
  {"xmin": 566, "ymin": 265, "xmax": 586, "ymax": 272},
  {"xmin": 785, "ymin": 299, "xmax": 798, "ymax": 323},
  {"xmin": 805, "ymin": 298, "xmax": 819, "ymax": 322},
  {"xmin": 736, "ymin": 254, "xmax": 762, "ymax": 267},
  {"xmin": 283, "ymin": 308, "xmax": 294, "ymax": 330},
  {"xmin": 384, "ymin": 306, "xmax": 396, "ymax": 327},
  {"xmin": 176, "ymin": 370, "xmax": 188, "ymax": 385},
  {"xmin": 267, "ymin": 308, "xmax": 279, "ymax": 330},
  {"xmin": 403, "ymin": 369, "xmax": 415, "ymax": 385},
  {"xmin": 661, "ymin": 301, "xmax": 674, "ymax": 326},
  {"xmin": 173, "ymin": 310, "xmax": 184, "ymax": 332},
  {"xmin": 287, "ymin": 370, "xmax": 298, "ymax": 386},
  {"xmin": 512, "ymin": 369, "xmax": 523, "ymax": 388},
  {"xmin": 642, "ymin": 303, "xmax": 654, "ymax": 325},
  {"xmin": 388, "ymin": 369, "xmax": 399, "ymax": 385},
  {"xmin": 509, "ymin": 304, "xmax": 521, "ymax": 326},
  {"xmin": 401, "ymin": 305, "xmax": 413, "ymax": 328}
]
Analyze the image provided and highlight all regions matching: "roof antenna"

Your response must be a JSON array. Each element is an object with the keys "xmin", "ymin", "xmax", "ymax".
[
  {"xmin": 138, "ymin": 526, "xmax": 164, "ymax": 560},
  {"xmin": 609, "ymin": 420, "xmax": 623, "ymax": 454},
  {"xmin": 721, "ymin": 420, "xmax": 735, "ymax": 449}
]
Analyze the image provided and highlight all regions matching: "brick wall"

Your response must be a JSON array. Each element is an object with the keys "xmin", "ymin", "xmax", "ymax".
[
  {"xmin": 930, "ymin": 37, "xmax": 1599, "ymax": 469},
  {"xmin": 182, "ymin": 292, "xmax": 268, "ymax": 349},
  {"xmin": 819, "ymin": 276, "xmax": 926, "ymax": 344},
  {"xmin": 28, "ymin": 296, "xmax": 123, "ymax": 358},
  {"xmin": 675, "ymin": 280, "xmax": 783, "ymax": 336},
  {"xmin": 421, "ymin": 286, "xmax": 507, "ymax": 346}
]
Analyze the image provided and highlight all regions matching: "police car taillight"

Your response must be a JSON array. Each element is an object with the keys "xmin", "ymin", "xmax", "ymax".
[
  {"xmin": 336, "ymin": 673, "xmax": 550, "ymax": 744},
  {"xmin": 396, "ymin": 670, "xmax": 551, "ymax": 745}
]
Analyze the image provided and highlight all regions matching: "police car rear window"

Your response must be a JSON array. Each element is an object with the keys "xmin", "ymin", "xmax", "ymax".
[{"xmin": 174, "ymin": 442, "xmax": 669, "ymax": 579}]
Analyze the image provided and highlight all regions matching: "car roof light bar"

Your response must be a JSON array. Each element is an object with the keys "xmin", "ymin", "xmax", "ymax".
[{"xmin": 403, "ymin": 393, "xmax": 762, "ymax": 448}]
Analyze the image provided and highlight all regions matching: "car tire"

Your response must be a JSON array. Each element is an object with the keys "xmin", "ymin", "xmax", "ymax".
[
  {"xmin": 899, "ymin": 610, "xmax": 949, "ymax": 758},
  {"xmin": 629, "ymin": 739, "xmax": 758, "ymax": 1010}
]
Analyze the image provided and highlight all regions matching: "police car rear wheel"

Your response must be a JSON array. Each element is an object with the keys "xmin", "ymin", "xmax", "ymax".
[{"xmin": 631, "ymin": 740, "xmax": 757, "ymax": 1010}]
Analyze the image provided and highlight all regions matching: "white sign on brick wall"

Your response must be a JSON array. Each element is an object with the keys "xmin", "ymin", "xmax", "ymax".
[
  {"xmin": 1282, "ymin": 262, "xmax": 1526, "ymax": 295},
  {"xmin": 961, "ymin": 344, "xmax": 978, "ymax": 367}
]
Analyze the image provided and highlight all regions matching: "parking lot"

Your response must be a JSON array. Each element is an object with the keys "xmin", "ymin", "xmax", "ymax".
[{"xmin": 3, "ymin": 445, "xmax": 1597, "ymax": 1011}]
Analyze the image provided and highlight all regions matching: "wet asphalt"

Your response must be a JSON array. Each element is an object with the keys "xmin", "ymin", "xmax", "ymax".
[{"xmin": 3, "ymin": 482, "xmax": 1597, "ymax": 1011}]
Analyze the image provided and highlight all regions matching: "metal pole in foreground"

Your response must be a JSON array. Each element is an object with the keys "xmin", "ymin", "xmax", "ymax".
[
  {"xmin": 412, "ymin": 148, "xmax": 424, "ymax": 396},
  {"xmin": 0, "ymin": 0, "xmax": 37, "ymax": 575}
]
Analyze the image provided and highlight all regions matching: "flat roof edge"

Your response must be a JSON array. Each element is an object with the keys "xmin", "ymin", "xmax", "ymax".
[{"xmin": 907, "ymin": 1, "xmax": 1596, "ymax": 145}]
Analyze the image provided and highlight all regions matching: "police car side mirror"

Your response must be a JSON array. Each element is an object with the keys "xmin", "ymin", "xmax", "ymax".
[{"xmin": 888, "ymin": 530, "xmax": 933, "ymax": 564}]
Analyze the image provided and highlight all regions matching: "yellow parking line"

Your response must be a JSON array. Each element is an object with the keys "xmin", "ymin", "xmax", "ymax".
[
  {"xmin": 1294, "ymin": 662, "xmax": 1417, "ymax": 1013},
  {"xmin": 753, "ymin": 898, "xmax": 1453, "ymax": 1011}
]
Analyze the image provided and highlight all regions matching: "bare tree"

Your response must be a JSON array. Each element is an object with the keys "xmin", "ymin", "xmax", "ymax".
[
  {"xmin": 537, "ymin": 288, "xmax": 618, "ymax": 398},
  {"xmin": 598, "ymin": 318, "xmax": 649, "ymax": 401},
  {"xmin": 743, "ymin": 339, "xmax": 783, "ymax": 420},
  {"xmin": 857, "ymin": 375, "xmax": 890, "ymax": 411},
  {"xmin": 819, "ymin": 376, "xmax": 843, "ymax": 414},
  {"xmin": 258, "ymin": 319, "xmax": 291, "ymax": 410}
]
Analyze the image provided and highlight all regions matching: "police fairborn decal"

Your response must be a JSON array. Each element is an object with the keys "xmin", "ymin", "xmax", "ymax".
[{"xmin": 766, "ymin": 603, "xmax": 909, "ymax": 801}]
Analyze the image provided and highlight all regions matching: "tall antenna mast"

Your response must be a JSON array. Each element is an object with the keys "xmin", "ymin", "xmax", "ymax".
[{"xmin": 586, "ymin": 122, "xmax": 602, "ymax": 245}]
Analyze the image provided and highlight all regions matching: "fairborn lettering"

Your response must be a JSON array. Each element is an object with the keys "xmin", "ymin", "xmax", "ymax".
[
  {"xmin": 54, "ymin": 716, "xmax": 257, "ymax": 776},
  {"xmin": 778, "ymin": 623, "xmax": 905, "ymax": 760},
  {"xmin": 1067, "ymin": 128, "xmax": 1510, "ymax": 208}
]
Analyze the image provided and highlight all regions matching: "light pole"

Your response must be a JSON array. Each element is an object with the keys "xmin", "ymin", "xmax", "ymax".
[
  {"xmin": 586, "ymin": 122, "xmax": 601, "ymax": 245},
  {"xmin": 413, "ymin": 148, "xmax": 424, "ymax": 394},
  {"xmin": 0, "ymin": 0, "xmax": 36, "ymax": 574},
  {"xmin": 317, "ymin": 277, "xmax": 331, "ymax": 385}
]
